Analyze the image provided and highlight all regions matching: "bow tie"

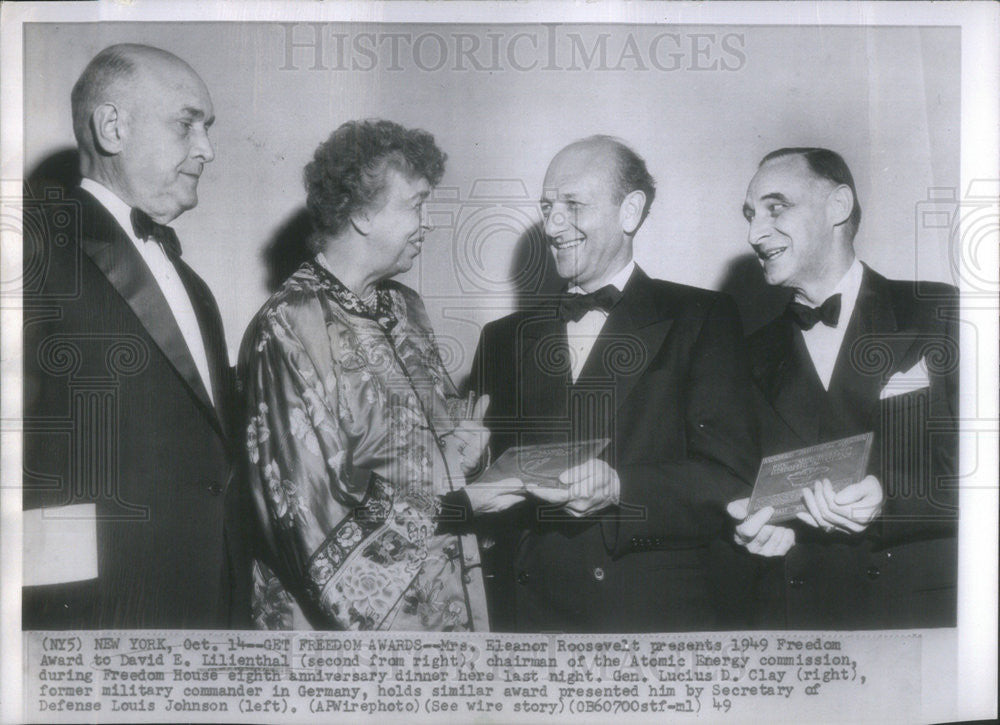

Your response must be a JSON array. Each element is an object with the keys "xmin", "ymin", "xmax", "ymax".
[
  {"xmin": 557, "ymin": 285, "xmax": 623, "ymax": 323},
  {"xmin": 786, "ymin": 294, "xmax": 842, "ymax": 330},
  {"xmin": 130, "ymin": 208, "xmax": 182, "ymax": 258}
]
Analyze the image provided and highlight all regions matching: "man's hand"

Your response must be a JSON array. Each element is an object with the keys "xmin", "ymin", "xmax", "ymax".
[
  {"xmin": 798, "ymin": 476, "xmax": 883, "ymax": 534},
  {"xmin": 528, "ymin": 458, "xmax": 620, "ymax": 517},
  {"xmin": 443, "ymin": 394, "xmax": 491, "ymax": 476},
  {"xmin": 728, "ymin": 498, "xmax": 796, "ymax": 557},
  {"xmin": 463, "ymin": 477, "xmax": 526, "ymax": 514}
]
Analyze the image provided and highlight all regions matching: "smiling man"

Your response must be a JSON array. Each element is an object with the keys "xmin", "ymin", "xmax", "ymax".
[
  {"xmin": 469, "ymin": 136, "xmax": 759, "ymax": 632},
  {"xmin": 23, "ymin": 44, "xmax": 251, "ymax": 628},
  {"xmin": 731, "ymin": 148, "xmax": 959, "ymax": 629}
]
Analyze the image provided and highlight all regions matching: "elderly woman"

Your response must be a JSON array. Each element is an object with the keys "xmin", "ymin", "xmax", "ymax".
[{"xmin": 240, "ymin": 120, "xmax": 517, "ymax": 631}]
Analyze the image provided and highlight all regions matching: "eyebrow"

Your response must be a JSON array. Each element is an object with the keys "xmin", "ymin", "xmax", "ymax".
[
  {"xmin": 179, "ymin": 107, "xmax": 215, "ymax": 125},
  {"xmin": 539, "ymin": 191, "xmax": 580, "ymax": 203},
  {"xmin": 759, "ymin": 192, "xmax": 791, "ymax": 204}
]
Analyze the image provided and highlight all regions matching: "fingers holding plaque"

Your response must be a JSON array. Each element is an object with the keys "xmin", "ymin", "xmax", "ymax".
[
  {"xmin": 475, "ymin": 438, "xmax": 610, "ymax": 488},
  {"xmin": 746, "ymin": 432, "xmax": 874, "ymax": 525},
  {"xmin": 471, "ymin": 438, "xmax": 615, "ymax": 517}
]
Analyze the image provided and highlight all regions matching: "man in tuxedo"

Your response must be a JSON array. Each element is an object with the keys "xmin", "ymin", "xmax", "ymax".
[
  {"xmin": 469, "ymin": 136, "xmax": 758, "ymax": 632},
  {"xmin": 730, "ymin": 147, "xmax": 959, "ymax": 628},
  {"xmin": 22, "ymin": 44, "xmax": 251, "ymax": 628}
]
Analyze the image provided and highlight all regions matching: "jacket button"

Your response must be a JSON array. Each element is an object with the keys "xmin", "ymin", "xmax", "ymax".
[
  {"xmin": 866, "ymin": 566, "xmax": 881, "ymax": 580},
  {"xmin": 517, "ymin": 571, "xmax": 529, "ymax": 585},
  {"xmin": 208, "ymin": 482, "xmax": 223, "ymax": 496},
  {"xmin": 789, "ymin": 577, "xmax": 804, "ymax": 588},
  {"xmin": 593, "ymin": 567, "xmax": 605, "ymax": 581}
]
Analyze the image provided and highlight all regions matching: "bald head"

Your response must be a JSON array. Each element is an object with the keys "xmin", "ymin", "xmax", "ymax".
[
  {"xmin": 71, "ymin": 44, "xmax": 216, "ymax": 223},
  {"xmin": 71, "ymin": 44, "xmax": 201, "ymax": 152},
  {"xmin": 553, "ymin": 135, "xmax": 656, "ymax": 223}
]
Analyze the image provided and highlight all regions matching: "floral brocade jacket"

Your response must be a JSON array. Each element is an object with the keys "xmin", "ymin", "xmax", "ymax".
[{"xmin": 239, "ymin": 257, "xmax": 486, "ymax": 631}]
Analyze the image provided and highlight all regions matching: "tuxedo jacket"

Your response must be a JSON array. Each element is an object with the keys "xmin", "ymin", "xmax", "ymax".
[
  {"xmin": 470, "ymin": 267, "xmax": 759, "ymax": 632},
  {"xmin": 22, "ymin": 186, "xmax": 252, "ymax": 629},
  {"xmin": 747, "ymin": 264, "xmax": 959, "ymax": 629}
]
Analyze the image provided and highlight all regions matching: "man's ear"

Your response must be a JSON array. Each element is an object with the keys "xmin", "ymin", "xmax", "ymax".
[
  {"xmin": 90, "ymin": 103, "xmax": 124, "ymax": 155},
  {"xmin": 827, "ymin": 184, "xmax": 854, "ymax": 228},
  {"xmin": 619, "ymin": 189, "xmax": 646, "ymax": 236}
]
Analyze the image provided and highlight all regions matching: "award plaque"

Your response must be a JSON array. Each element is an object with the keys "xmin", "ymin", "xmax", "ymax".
[
  {"xmin": 475, "ymin": 438, "xmax": 611, "ymax": 488},
  {"xmin": 747, "ymin": 432, "xmax": 874, "ymax": 523}
]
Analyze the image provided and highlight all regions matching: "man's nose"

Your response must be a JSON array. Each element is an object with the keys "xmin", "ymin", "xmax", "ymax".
[
  {"xmin": 192, "ymin": 128, "xmax": 215, "ymax": 163},
  {"xmin": 747, "ymin": 214, "xmax": 771, "ymax": 246},
  {"xmin": 543, "ymin": 204, "xmax": 568, "ymax": 238},
  {"xmin": 419, "ymin": 203, "xmax": 432, "ymax": 232}
]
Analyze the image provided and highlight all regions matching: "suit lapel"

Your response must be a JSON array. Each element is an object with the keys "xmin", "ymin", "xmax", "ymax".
[
  {"xmin": 576, "ymin": 268, "xmax": 673, "ymax": 415},
  {"xmin": 176, "ymin": 261, "xmax": 231, "ymax": 434},
  {"xmin": 828, "ymin": 265, "xmax": 907, "ymax": 421},
  {"xmin": 517, "ymin": 304, "xmax": 571, "ymax": 421},
  {"xmin": 73, "ymin": 189, "xmax": 223, "ymax": 435},
  {"xmin": 752, "ymin": 316, "xmax": 825, "ymax": 445}
]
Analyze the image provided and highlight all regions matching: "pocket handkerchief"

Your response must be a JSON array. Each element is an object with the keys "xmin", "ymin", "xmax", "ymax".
[{"xmin": 880, "ymin": 356, "xmax": 931, "ymax": 399}]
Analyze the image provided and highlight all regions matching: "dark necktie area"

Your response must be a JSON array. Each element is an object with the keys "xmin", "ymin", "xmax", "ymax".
[
  {"xmin": 785, "ymin": 293, "xmax": 842, "ymax": 330},
  {"xmin": 130, "ymin": 207, "xmax": 182, "ymax": 258},
  {"xmin": 556, "ymin": 284, "xmax": 624, "ymax": 322}
]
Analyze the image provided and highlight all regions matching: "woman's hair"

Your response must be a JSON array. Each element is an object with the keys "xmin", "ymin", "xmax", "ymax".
[{"xmin": 304, "ymin": 119, "xmax": 446, "ymax": 251}]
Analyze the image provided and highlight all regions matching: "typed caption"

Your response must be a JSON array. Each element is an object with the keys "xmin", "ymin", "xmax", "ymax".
[{"xmin": 25, "ymin": 630, "xmax": 919, "ymax": 722}]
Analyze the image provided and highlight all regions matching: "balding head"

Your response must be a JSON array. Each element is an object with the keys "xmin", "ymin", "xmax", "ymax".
[
  {"xmin": 72, "ymin": 44, "xmax": 197, "ymax": 152},
  {"xmin": 71, "ymin": 44, "xmax": 215, "ymax": 223},
  {"xmin": 555, "ymin": 135, "xmax": 656, "ymax": 224}
]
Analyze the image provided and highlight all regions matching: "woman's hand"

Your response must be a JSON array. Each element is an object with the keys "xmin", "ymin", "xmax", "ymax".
[
  {"xmin": 463, "ymin": 477, "xmax": 527, "ymax": 514},
  {"xmin": 443, "ymin": 394, "xmax": 491, "ymax": 475}
]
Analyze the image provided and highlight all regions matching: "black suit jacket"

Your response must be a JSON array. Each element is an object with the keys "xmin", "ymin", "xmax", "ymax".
[
  {"xmin": 470, "ymin": 267, "xmax": 759, "ymax": 632},
  {"xmin": 22, "ymin": 186, "xmax": 252, "ymax": 629},
  {"xmin": 747, "ymin": 264, "xmax": 959, "ymax": 629}
]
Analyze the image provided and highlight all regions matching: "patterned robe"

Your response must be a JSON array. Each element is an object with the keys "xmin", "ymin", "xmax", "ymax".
[{"xmin": 239, "ymin": 256, "xmax": 486, "ymax": 631}]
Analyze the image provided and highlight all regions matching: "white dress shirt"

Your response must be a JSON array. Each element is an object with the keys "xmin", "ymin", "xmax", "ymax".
[
  {"xmin": 797, "ymin": 257, "xmax": 864, "ymax": 390},
  {"xmin": 80, "ymin": 178, "xmax": 215, "ymax": 404},
  {"xmin": 565, "ymin": 260, "xmax": 636, "ymax": 382}
]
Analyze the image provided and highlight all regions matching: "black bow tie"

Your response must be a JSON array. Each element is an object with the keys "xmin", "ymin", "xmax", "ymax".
[
  {"xmin": 557, "ymin": 285, "xmax": 623, "ymax": 323},
  {"xmin": 130, "ymin": 208, "xmax": 182, "ymax": 258},
  {"xmin": 786, "ymin": 294, "xmax": 842, "ymax": 330}
]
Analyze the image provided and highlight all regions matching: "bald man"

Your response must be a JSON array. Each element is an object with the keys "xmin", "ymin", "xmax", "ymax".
[
  {"xmin": 469, "ymin": 136, "xmax": 759, "ymax": 632},
  {"xmin": 23, "ymin": 44, "xmax": 251, "ymax": 628}
]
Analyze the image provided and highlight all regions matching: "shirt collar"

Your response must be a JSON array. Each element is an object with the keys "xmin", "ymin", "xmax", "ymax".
[
  {"xmin": 832, "ymin": 257, "xmax": 864, "ymax": 329},
  {"xmin": 79, "ymin": 177, "xmax": 140, "ymax": 244},
  {"xmin": 569, "ymin": 259, "xmax": 636, "ymax": 295},
  {"xmin": 797, "ymin": 257, "xmax": 863, "ymax": 329}
]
